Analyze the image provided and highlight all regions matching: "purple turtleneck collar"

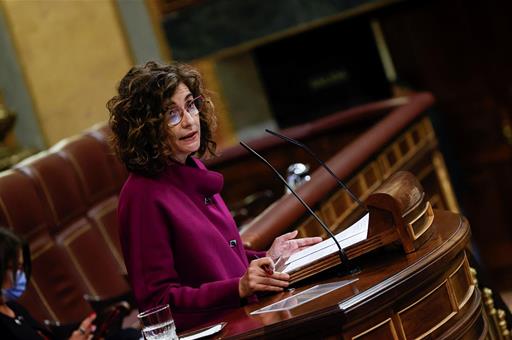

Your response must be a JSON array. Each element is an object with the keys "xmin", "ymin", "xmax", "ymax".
[{"xmin": 161, "ymin": 156, "xmax": 224, "ymax": 198}]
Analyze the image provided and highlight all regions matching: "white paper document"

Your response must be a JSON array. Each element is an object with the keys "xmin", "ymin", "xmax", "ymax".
[
  {"xmin": 179, "ymin": 322, "xmax": 226, "ymax": 340},
  {"xmin": 279, "ymin": 212, "xmax": 369, "ymax": 274}
]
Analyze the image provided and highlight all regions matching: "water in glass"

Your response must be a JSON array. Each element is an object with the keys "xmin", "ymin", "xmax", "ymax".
[{"xmin": 142, "ymin": 319, "xmax": 178, "ymax": 340}]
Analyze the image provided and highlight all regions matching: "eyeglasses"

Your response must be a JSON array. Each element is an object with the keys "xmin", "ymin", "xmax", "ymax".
[{"xmin": 165, "ymin": 95, "xmax": 203, "ymax": 127}]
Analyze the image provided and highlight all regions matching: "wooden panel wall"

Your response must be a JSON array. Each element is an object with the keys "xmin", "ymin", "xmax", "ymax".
[{"xmin": 377, "ymin": 0, "xmax": 512, "ymax": 290}]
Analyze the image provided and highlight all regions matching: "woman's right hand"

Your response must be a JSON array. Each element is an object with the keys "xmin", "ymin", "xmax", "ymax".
[
  {"xmin": 69, "ymin": 312, "xmax": 96, "ymax": 340},
  {"xmin": 239, "ymin": 257, "xmax": 290, "ymax": 298}
]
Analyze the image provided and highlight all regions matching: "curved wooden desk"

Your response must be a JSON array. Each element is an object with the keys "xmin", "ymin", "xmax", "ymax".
[{"xmin": 197, "ymin": 210, "xmax": 485, "ymax": 339}]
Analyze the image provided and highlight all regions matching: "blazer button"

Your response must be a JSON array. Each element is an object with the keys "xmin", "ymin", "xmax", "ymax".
[
  {"xmin": 204, "ymin": 196, "xmax": 212, "ymax": 205},
  {"xmin": 229, "ymin": 240, "xmax": 237, "ymax": 248}
]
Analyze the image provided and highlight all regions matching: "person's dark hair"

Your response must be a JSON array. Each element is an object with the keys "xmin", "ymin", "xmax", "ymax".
[
  {"xmin": 107, "ymin": 61, "xmax": 217, "ymax": 177},
  {"xmin": 0, "ymin": 227, "xmax": 31, "ymax": 291}
]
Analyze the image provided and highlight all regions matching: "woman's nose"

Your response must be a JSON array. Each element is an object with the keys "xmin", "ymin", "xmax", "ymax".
[{"xmin": 181, "ymin": 109, "xmax": 195, "ymax": 127}]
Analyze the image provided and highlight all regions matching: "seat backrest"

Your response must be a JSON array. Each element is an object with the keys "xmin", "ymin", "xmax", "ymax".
[
  {"xmin": 86, "ymin": 122, "xmax": 128, "ymax": 192},
  {"xmin": 86, "ymin": 196, "xmax": 126, "ymax": 273},
  {"xmin": 16, "ymin": 151, "xmax": 86, "ymax": 231},
  {"xmin": 0, "ymin": 169, "xmax": 49, "ymax": 240},
  {"xmin": 28, "ymin": 233, "xmax": 94, "ymax": 323},
  {"xmin": 51, "ymin": 135, "xmax": 126, "ymax": 272},
  {"xmin": 0, "ymin": 169, "xmax": 92, "ymax": 323},
  {"xmin": 51, "ymin": 134, "xmax": 117, "ymax": 204},
  {"xmin": 16, "ymin": 152, "xmax": 130, "ymax": 298}
]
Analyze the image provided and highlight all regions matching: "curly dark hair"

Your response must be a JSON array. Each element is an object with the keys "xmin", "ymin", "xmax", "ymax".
[{"xmin": 107, "ymin": 61, "xmax": 217, "ymax": 177}]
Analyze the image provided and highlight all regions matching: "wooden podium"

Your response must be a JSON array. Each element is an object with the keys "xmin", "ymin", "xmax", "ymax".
[
  {"xmin": 194, "ymin": 209, "xmax": 482, "ymax": 339},
  {"xmin": 200, "ymin": 93, "xmax": 510, "ymax": 338}
]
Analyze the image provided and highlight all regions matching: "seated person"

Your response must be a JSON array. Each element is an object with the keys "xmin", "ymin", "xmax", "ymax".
[{"xmin": 0, "ymin": 227, "xmax": 138, "ymax": 339}]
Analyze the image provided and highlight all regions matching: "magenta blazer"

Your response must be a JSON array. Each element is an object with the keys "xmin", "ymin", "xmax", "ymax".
[{"xmin": 118, "ymin": 157, "xmax": 265, "ymax": 330}]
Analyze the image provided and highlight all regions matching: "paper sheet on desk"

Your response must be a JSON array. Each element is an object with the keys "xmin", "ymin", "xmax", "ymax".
[
  {"xmin": 279, "ymin": 212, "xmax": 369, "ymax": 274},
  {"xmin": 179, "ymin": 322, "xmax": 226, "ymax": 340}
]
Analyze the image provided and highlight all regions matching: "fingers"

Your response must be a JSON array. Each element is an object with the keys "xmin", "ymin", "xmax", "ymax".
[
  {"xmin": 277, "ymin": 231, "xmax": 322, "ymax": 248},
  {"xmin": 252, "ymin": 256, "xmax": 277, "ymax": 275},
  {"xmin": 81, "ymin": 313, "xmax": 96, "ymax": 331},
  {"xmin": 269, "ymin": 231, "xmax": 323, "ymax": 262},
  {"xmin": 240, "ymin": 259, "xmax": 291, "ymax": 298},
  {"xmin": 278, "ymin": 236, "xmax": 323, "ymax": 256},
  {"xmin": 292, "ymin": 236, "xmax": 323, "ymax": 248},
  {"xmin": 252, "ymin": 283, "xmax": 288, "ymax": 292},
  {"xmin": 277, "ymin": 230, "xmax": 298, "ymax": 242},
  {"xmin": 246, "ymin": 274, "xmax": 290, "ymax": 294},
  {"xmin": 268, "ymin": 271, "xmax": 290, "ymax": 281},
  {"xmin": 250, "ymin": 260, "xmax": 290, "ymax": 281},
  {"xmin": 252, "ymin": 256, "xmax": 273, "ymax": 266},
  {"xmin": 73, "ymin": 313, "xmax": 96, "ymax": 339},
  {"xmin": 82, "ymin": 312, "xmax": 97, "ymax": 326},
  {"xmin": 255, "ymin": 275, "xmax": 289, "ymax": 287}
]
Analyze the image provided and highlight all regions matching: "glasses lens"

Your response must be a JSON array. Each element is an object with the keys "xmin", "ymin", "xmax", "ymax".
[
  {"xmin": 194, "ymin": 97, "xmax": 203, "ymax": 109},
  {"xmin": 168, "ymin": 109, "xmax": 181, "ymax": 126},
  {"xmin": 186, "ymin": 97, "xmax": 202, "ymax": 115}
]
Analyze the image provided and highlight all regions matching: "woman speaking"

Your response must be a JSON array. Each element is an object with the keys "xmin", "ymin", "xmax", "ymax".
[{"xmin": 107, "ymin": 61, "xmax": 321, "ymax": 331}]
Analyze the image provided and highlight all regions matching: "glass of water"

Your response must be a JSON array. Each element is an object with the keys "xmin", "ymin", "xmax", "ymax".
[{"xmin": 138, "ymin": 304, "xmax": 178, "ymax": 340}]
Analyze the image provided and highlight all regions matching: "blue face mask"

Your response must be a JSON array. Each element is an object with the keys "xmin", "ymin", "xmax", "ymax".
[{"xmin": 2, "ymin": 270, "xmax": 27, "ymax": 301}]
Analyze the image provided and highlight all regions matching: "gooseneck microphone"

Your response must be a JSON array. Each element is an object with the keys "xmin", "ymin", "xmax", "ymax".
[
  {"xmin": 239, "ymin": 141, "xmax": 352, "ymax": 272},
  {"xmin": 265, "ymin": 129, "xmax": 368, "ymax": 212}
]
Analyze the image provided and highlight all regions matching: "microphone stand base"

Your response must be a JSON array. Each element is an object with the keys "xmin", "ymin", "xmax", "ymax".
[{"xmin": 336, "ymin": 264, "xmax": 361, "ymax": 277}]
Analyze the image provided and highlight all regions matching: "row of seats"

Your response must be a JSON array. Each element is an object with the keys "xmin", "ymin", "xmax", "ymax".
[{"xmin": 0, "ymin": 123, "xmax": 130, "ymax": 324}]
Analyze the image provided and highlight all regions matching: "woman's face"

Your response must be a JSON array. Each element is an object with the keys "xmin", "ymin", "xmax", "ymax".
[
  {"xmin": 1, "ymin": 250, "xmax": 22, "ymax": 290},
  {"xmin": 165, "ymin": 83, "xmax": 201, "ymax": 163}
]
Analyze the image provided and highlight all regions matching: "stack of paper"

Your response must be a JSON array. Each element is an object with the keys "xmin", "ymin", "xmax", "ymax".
[{"xmin": 277, "ymin": 213, "xmax": 369, "ymax": 284}]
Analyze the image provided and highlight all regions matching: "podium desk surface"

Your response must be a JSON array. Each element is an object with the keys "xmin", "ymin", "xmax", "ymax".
[{"xmin": 194, "ymin": 210, "xmax": 483, "ymax": 339}]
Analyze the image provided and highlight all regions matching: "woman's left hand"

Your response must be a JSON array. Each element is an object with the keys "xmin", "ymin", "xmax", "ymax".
[{"xmin": 267, "ymin": 230, "xmax": 322, "ymax": 261}]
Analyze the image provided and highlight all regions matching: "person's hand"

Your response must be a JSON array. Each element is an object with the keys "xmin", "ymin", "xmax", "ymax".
[
  {"xmin": 239, "ymin": 257, "xmax": 289, "ymax": 298},
  {"xmin": 267, "ymin": 230, "xmax": 322, "ymax": 261},
  {"xmin": 69, "ymin": 313, "xmax": 96, "ymax": 340}
]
